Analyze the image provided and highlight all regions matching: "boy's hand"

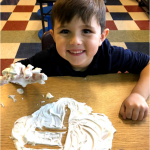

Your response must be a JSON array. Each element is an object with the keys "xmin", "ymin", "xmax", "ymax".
[
  {"xmin": 0, "ymin": 63, "xmax": 47, "ymax": 87},
  {"xmin": 0, "ymin": 63, "xmax": 25, "ymax": 86},
  {"xmin": 119, "ymin": 93, "xmax": 149, "ymax": 121}
]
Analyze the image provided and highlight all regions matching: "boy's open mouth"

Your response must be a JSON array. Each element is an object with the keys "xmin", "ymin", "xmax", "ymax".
[{"xmin": 67, "ymin": 50, "xmax": 85, "ymax": 55}]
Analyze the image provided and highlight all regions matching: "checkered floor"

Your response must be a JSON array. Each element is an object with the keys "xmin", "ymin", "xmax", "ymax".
[{"xmin": 0, "ymin": 0, "xmax": 149, "ymax": 75}]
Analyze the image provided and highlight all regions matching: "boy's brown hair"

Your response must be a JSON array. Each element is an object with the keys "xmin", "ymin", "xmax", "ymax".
[{"xmin": 51, "ymin": 0, "xmax": 106, "ymax": 34}]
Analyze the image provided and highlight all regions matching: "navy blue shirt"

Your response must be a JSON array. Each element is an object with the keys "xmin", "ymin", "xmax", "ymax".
[{"xmin": 20, "ymin": 39, "xmax": 149, "ymax": 77}]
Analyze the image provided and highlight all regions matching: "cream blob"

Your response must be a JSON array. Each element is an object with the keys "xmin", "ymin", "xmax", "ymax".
[
  {"xmin": 17, "ymin": 88, "xmax": 24, "ymax": 94},
  {"xmin": 8, "ymin": 95, "xmax": 17, "ymax": 102},
  {"xmin": 46, "ymin": 93, "xmax": 54, "ymax": 99},
  {"xmin": 11, "ymin": 98, "xmax": 116, "ymax": 150},
  {"xmin": 0, "ymin": 63, "xmax": 48, "ymax": 87}
]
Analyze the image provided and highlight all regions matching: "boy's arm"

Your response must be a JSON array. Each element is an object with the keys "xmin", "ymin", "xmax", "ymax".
[
  {"xmin": 119, "ymin": 61, "xmax": 150, "ymax": 121},
  {"xmin": 131, "ymin": 61, "xmax": 150, "ymax": 99}
]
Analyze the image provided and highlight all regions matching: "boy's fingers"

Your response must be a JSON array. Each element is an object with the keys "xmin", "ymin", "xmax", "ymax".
[
  {"xmin": 32, "ymin": 73, "xmax": 41, "ymax": 81},
  {"xmin": 123, "ymin": 111, "xmax": 126, "ymax": 120},
  {"xmin": 3, "ymin": 73, "xmax": 10, "ymax": 81},
  {"xmin": 41, "ymin": 73, "xmax": 48, "ymax": 80},
  {"xmin": 7, "ymin": 73, "xmax": 14, "ymax": 81},
  {"xmin": 32, "ymin": 73, "xmax": 47, "ymax": 81},
  {"xmin": 125, "ymin": 107, "xmax": 133, "ymax": 119},
  {"xmin": 0, "ymin": 76, "xmax": 9, "ymax": 86},
  {"xmin": 143, "ymin": 108, "xmax": 149, "ymax": 118},
  {"xmin": 132, "ymin": 108, "xmax": 140, "ymax": 121},
  {"xmin": 2, "ymin": 68, "xmax": 9, "ymax": 76},
  {"xmin": 23, "ymin": 67, "xmax": 33, "ymax": 79},
  {"xmin": 13, "ymin": 74, "xmax": 20, "ymax": 80},
  {"xmin": 32, "ymin": 73, "xmax": 36, "ymax": 80},
  {"xmin": 137, "ymin": 109, "xmax": 145, "ymax": 121},
  {"xmin": 32, "ymin": 68, "xmax": 42, "ymax": 74},
  {"xmin": 0, "ymin": 76, "xmax": 5, "ymax": 86},
  {"xmin": 119, "ymin": 104, "xmax": 126, "ymax": 119}
]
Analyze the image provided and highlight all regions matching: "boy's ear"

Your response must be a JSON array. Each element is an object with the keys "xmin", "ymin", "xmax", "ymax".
[
  {"xmin": 99, "ymin": 28, "xmax": 109, "ymax": 46},
  {"xmin": 50, "ymin": 29, "xmax": 55, "ymax": 41}
]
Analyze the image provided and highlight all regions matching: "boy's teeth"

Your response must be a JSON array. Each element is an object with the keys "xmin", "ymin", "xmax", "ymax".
[{"xmin": 69, "ymin": 51, "xmax": 83, "ymax": 54}]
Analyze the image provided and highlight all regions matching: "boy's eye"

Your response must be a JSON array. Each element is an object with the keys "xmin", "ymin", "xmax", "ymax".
[
  {"xmin": 82, "ymin": 29, "xmax": 92, "ymax": 33},
  {"xmin": 60, "ymin": 29, "xmax": 69, "ymax": 34}
]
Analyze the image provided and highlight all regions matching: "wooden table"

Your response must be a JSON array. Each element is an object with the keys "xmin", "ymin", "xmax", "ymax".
[{"xmin": 1, "ymin": 74, "xmax": 149, "ymax": 150}]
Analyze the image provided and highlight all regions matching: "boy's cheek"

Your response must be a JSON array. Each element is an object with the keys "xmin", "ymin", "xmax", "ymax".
[{"xmin": 55, "ymin": 36, "xmax": 66, "ymax": 44}]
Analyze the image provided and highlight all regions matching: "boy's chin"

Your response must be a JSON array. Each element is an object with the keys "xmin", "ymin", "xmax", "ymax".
[
  {"xmin": 70, "ymin": 63, "xmax": 88, "ymax": 71},
  {"xmin": 68, "ymin": 59, "xmax": 92, "ymax": 70},
  {"xmin": 70, "ymin": 62, "xmax": 83, "ymax": 68}
]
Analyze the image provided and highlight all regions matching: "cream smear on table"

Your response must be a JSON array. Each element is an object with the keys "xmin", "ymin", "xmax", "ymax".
[
  {"xmin": 17, "ymin": 88, "xmax": 24, "ymax": 94},
  {"xmin": 11, "ymin": 98, "xmax": 116, "ymax": 150},
  {"xmin": 46, "ymin": 93, "xmax": 54, "ymax": 99}
]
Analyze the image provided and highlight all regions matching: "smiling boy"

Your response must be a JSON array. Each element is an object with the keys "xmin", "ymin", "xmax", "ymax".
[
  {"xmin": 50, "ymin": 0, "xmax": 108, "ymax": 72},
  {"xmin": 50, "ymin": 15, "xmax": 108, "ymax": 72},
  {"xmin": 0, "ymin": 0, "xmax": 149, "ymax": 121}
]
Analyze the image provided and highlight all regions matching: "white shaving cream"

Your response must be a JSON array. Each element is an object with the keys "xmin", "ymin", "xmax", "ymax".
[
  {"xmin": 17, "ymin": 88, "xmax": 24, "ymax": 94},
  {"xmin": 8, "ymin": 95, "xmax": 17, "ymax": 102},
  {"xmin": 0, "ymin": 63, "xmax": 48, "ymax": 87},
  {"xmin": 11, "ymin": 98, "xmax": 116, "ymax": 150},
  {"xmin": 1, "ymin": 102, "xmax": 5, "ymax": 107},
  {"xmin": 46, "ymin": 93, "xmax": 54, "ymax": 99}
]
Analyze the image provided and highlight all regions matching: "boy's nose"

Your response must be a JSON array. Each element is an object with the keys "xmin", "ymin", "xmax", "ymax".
[{"xmin": 70, "ymin": 36, "xmax": 82, "ymax": 45}]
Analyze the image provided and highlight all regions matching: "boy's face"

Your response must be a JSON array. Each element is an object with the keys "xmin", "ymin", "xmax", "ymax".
[{"xmin": 50, "ymin": 15, "xmax": 109, "ymax": 71}]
